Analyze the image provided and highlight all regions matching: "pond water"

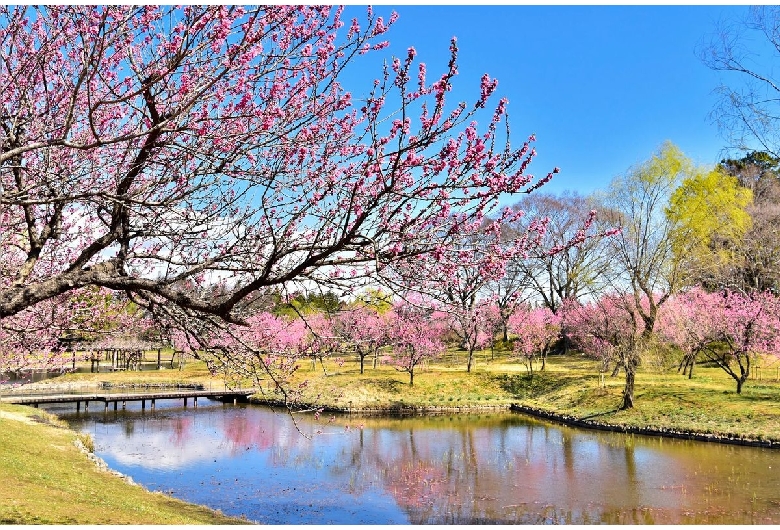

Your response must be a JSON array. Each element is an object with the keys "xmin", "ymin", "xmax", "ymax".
[{"xmin": 47, "ymin": 400, "xmax": 780, "ymax": 524}]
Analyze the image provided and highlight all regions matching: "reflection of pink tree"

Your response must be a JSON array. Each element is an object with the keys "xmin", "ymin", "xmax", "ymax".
[
  {"xmin": 168, "ymin": 417, "xmax": 194, "ymax": 448},
  {"xmin": 508, "ymin": 306, "xmax": 561, "ymax": 373},
  {"xmin": 223, "ymin": 415, "xmax": 276, "ymax": 454},
  {"xmin": 387, "ymin": 302, "xmax": 446, "ymax": 386}
]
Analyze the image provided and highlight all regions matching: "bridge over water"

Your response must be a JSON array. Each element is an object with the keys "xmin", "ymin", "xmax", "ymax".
[{"xmin": 0, "ymin": 388, "xmax": 258, "ymax": 412}]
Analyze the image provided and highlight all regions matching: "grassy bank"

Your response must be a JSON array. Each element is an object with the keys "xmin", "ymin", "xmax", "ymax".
[
  {"xmin": 247, "ymin": 350, "xmax": 780, "ymax": 443},
  {"xmin": 0, "ymin": 403, "xmax": 247, "ymax": 524}
]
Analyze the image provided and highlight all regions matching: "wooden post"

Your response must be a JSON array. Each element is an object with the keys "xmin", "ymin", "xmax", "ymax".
[
  {"xmin": 151, "ymin": 399, "xmax": 155, "ymax": 410},
  {"xmin": 122, "ymin": 401, "xmax": 126, "ymax": 410},
  {"xmin": 104, "ymin": 402, "xmax": 108, "ymax": 411},
  {"xmin": 113, "ymin": 401, "xmax": 118, "ymax": 411},
  {"xmin": 183, "ymin": 397, "xmax": 188, "ymax": 407},
  {"xmin": 194, "ymin": 396, "xmax": 197, "ymax": 408},
  {"xmin": 76, "ymin": 401, "xmax": 80, "ymax": 412},
  {"xmin": 157, "ymin": 348, "xmax": 162, "ymax": 370},
  {"xmin": 84, "ymin": 401, "xmax": 89, "ymax": 411},
  {"xmin": 141, "ymin": 399, "xmax": 145, "ymax": 410}
]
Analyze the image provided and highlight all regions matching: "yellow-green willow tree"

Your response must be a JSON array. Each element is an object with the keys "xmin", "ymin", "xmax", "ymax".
[{"xmin": 666, "ymin": 167, "xmax": 753, "ymax": 289}]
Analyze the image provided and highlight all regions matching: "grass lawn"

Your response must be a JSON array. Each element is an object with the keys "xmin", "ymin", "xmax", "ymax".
[{"xmin": 33, "ymin": 348, "xmax": 780, "ymax": 442}]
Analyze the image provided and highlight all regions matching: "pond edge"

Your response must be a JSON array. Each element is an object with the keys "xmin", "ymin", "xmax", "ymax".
[
  {"xmin": 510, "ymin": 404, "xmax": 780, "ymax": 449},
  {"xmin": 251, "ymin": 395, "xmax": 779, "ymax": 448}
]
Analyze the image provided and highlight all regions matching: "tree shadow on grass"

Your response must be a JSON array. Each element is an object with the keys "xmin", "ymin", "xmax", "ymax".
[
  {"xmin": 492, "ymin": 372, "xmax": 583, "ymax": 399},
  {"xmin": 367, "ymin": 378, "xmax": 404, "ymax": 394}
]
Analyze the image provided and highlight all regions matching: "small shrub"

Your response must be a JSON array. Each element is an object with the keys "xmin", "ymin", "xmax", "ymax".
[{"xmin": 76, "ymin": 432, "xmax": 95, "ymax": 453}]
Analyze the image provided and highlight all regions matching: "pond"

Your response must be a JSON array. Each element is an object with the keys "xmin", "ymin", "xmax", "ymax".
[{"xmin": 46, "ymin": 400, "xmax": 780, "ymax": 524}]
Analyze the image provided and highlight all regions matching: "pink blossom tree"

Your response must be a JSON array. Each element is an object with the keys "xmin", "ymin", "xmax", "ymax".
[
  {"xmin": 656, "ymin": 287, "xmax": 722, "ymax": 379},
  {"xmin": 563, "ymin": 294, "xmax": 643, "ymax": 409},
  {"xmin": 508, "ymin": 305, "xmax": 561, "ymax": 374},
  {"xmin": 0, "ymin": 6, "xmax": 564, "ymax": 385},
  {"xmin": 659, "ymin": 288, "xmax": 780, "ymax": 394},
  {"xmin": 0, "ymin": 287, "xmax": 142, "ymax": 378},
  {"xmin": 172, "ymin": 311, "xmax": 330, "ymax": 406},
  {"xmin": 332, "ymin": 305, "xmax": 389, "ymax": 373},
  {"xmin": 386, "ymin": 302, "xmax": 446, "ymax": 386},
  {"xmin": 381, "ymin": 219, "xmax": 557, "ymax": 373},
  {"xmin": 717, "ymin": 290, "xmax": 780, "ymax": 394}
]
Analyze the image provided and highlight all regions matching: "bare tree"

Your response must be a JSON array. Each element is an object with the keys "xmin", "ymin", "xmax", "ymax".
[
  {"xmin": 505, "ymin": 191, "xmax": 614, "ymax": 314},
  {"xmin": 716, "ymin": 152, "xmax": 780, "ymax": 292},
  {"xmin": 602, "ymin": 142, "xmax": 692, "ymax": 336},
  {"xmin": 701, "ymin": 6, "xmax": 780, "ymax": 157}
]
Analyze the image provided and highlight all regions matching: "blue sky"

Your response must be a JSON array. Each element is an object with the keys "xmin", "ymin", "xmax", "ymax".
[{"xmin": 342, "ymin": 5, "xmax": 758, "ymax": 198}]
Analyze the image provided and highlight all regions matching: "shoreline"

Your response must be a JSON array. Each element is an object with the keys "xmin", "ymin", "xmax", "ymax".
[
  {"xmin": 509, "ymin": 404, "xmax": 780, "ymax": 449},
  {"xmin": 251, "ymin": 395, "xmax": 780, "ymax": 449},
  {"xmin": 11, "ymin": 368, "xmax": 780, "ymax": 451}
]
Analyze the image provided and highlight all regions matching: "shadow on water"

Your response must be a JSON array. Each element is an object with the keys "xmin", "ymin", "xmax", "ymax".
[{"xmin": 47, "ymin": 403, "xmax": 780, "ymax": 525}]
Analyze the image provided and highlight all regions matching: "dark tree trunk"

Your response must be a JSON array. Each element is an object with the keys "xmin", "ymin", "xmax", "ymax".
[
  {"xmin": 611, "ymin": 363, "xmax": 621, "ymax": 377},
  {"xmin": 620, "ymin": 351, "xmax": 639, "ymax": 410},
  {"xmin": 620, "ymin": 366, "xmax": 636, "ymax": 410}
]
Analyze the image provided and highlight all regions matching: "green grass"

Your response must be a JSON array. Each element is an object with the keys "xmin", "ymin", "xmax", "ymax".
[
  {"xmin": 26, "ymin": 357, "xmax": 220, "ymax": 387},
  {"xmin": 0, "ymin": 403, "xmax": 247, "ymax": 525}
]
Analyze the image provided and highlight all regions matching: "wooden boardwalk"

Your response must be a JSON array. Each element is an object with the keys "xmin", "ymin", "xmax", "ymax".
[{"xmin": 0, "ymin": 388, "xmax": 257, "ymax": 412}]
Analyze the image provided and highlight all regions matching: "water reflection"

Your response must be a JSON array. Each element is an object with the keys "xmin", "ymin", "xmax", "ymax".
[{"xmin": 55, "ymin": 403, "xmax": 780, "ymax": 525}]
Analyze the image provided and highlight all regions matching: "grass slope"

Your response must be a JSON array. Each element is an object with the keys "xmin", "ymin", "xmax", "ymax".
[{"xmin": 0, "ymin": 403, "xmax": 247, "ymax": 525}]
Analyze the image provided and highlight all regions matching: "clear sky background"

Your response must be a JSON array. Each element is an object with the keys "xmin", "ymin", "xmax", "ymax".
[{"xmin": 341, "ymin": 4, "xmax": 760, "ymax": 200}]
